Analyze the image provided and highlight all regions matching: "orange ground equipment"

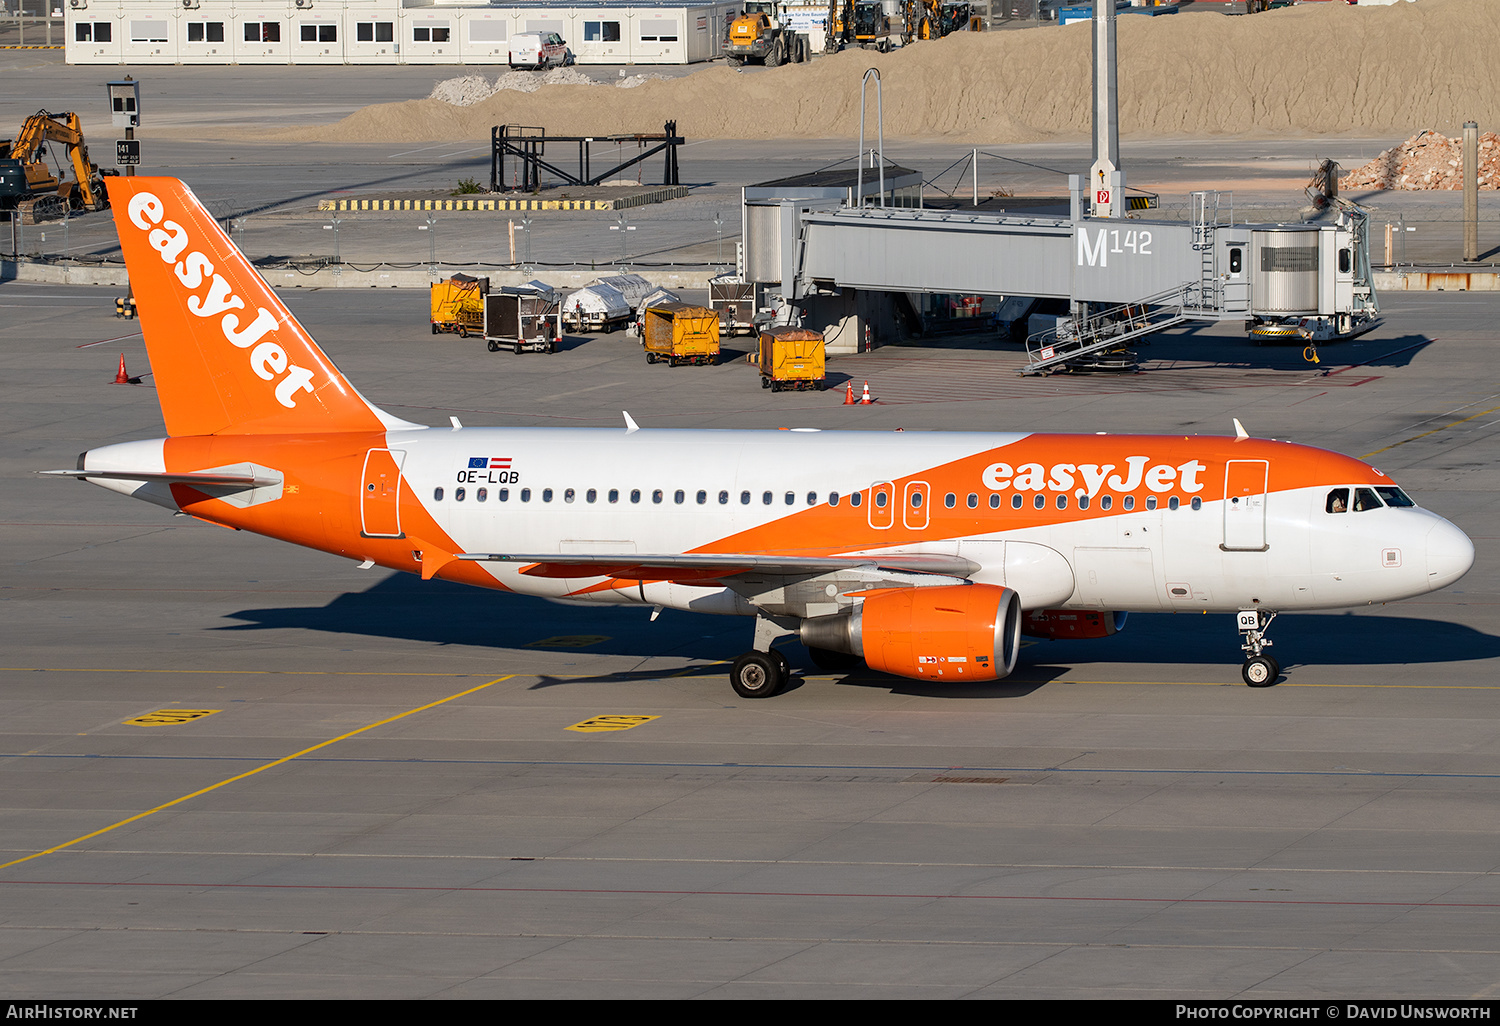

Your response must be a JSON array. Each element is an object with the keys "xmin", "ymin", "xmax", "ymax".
[
  {"xmin": 756, "ymin": 326, "xmax": 826, "ymax": 392},
  {"xmin": 643, "ymin": 302, "xmax": 720, "ymax": 367},
  {"xmin": 429, "ymin": 274, "xmax": 488, "ymax": 337}
]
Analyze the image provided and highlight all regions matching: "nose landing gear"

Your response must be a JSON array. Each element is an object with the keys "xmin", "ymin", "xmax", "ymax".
[{"xmin": 1238, "ymin": 609, "xmax": 1280, "ymax": 687}]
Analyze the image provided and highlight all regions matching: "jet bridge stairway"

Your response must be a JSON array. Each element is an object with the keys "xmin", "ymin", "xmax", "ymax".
[{"xmin": 1021, "ymin": 281, "xmax": 1220, "ymax": 376}]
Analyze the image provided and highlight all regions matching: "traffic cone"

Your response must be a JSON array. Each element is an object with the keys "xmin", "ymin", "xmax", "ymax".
[
  {"xmin": 113, "ymin": 354, "xmax": 141, "ymax": 385},
  {"xmin": 843, "ymin": 381, "xmax": 855, "ymax": 405},
  {"xmin": 859, "ymin": 381, "xmax": 873, "ymax": 404}
]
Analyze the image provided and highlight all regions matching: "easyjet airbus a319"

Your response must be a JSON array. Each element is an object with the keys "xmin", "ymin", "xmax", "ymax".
[{"xmin": 49, "ymin": 178, "xmax": 1475, "ymax": 697}]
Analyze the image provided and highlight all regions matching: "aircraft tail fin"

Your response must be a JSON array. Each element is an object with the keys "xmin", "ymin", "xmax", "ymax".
[{"xmin": 109, "ymin": 176, "xmax": 407, "ymax": 437}]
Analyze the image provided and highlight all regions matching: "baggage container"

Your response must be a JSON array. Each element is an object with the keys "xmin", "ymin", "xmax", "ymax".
[
  {"xmin": 562, "ymin": 282, "xmax": 632, "ymax": 333},
  {"xmin": 756, "ymin": 326, "xmax": 825, "ymax": 391},
  {"xmin": 595, "ymin": 272, "xmax": 655, "ymax": 312},
  {"xmin": 643, "ymin": 302, "xmax": 720, "ymax": 366},
  {"xmin": 710, "ymin": 275, "xmax": 757, "ymax": 336},
  {"xmin": 430, "ymin": 274, "xmax": 488, "ymax": 337},
  {"xmin": 485, "ymin": 282, "xmax": 562, "ymax": 354}
]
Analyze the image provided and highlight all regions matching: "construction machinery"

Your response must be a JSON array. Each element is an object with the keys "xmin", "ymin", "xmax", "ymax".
[
  {"xmin": 0, "ymin": 111, "xmax": 111, "ymax": 225},
  {"xmin": 827, "ymin": 0, "xmax": 897, "ymax": 52},
  {"xmin": 724, "ymin": 2, "xmax": 811, "ymax": 66},
  {"xmin": 901, "ymin": 0, "xmax": 973, "ymax": 43}
]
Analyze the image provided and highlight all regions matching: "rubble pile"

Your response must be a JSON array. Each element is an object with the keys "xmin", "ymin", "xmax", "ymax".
[{"xmin": 1345, "ymin": 130, "xmax": 1500, "ymax": 191}]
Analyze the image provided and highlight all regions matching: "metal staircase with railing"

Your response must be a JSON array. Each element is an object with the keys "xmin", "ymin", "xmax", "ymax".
[{"xmin": 1021, "ymin": 281, "xmax": 1220, "ymax": 375}]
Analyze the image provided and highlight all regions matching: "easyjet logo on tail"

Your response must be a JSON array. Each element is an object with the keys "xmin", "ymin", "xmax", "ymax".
[{"xmin": 127, "ymin": 191, "xmax": 316, "ymax": 409}]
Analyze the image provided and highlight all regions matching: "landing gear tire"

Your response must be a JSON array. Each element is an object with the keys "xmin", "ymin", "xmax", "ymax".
[
  {"xmin": 1242, "ymin": 656, "xmax": 1280, "ymax": 688},
  {"xmin": 731, "ymin": 651, "xmax": 786, "ymax": 698}
]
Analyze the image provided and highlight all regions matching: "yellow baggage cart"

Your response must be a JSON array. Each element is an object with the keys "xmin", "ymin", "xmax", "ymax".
[
  {"xmin": 429, "ymin": 274, "xmax": 487, "ymax": 337},
  {"xmin": 643, "ymin": 303, "xmax": 720, "ymax": 367},
  {"xmin": 756, "ymin": 326, "xmax": 825, "ymax": 391}
]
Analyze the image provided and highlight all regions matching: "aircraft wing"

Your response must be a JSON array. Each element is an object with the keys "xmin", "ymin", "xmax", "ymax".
[
  {"xmin": 39, "ymin": 469, "xmax": 281, "ymax": 488},
  {"xmin": 453, "ymin": 551, "xmax": 979, "ymax": 580}
]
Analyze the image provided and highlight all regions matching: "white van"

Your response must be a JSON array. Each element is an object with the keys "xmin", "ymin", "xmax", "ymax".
[{"xmin": 508, "ymin": 32, "xmax": 572, "ymax": 70}]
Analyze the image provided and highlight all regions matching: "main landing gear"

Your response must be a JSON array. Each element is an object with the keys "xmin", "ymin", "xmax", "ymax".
[
  {"xmin": 730, "ymin": 614, "xmax": 796, "ymax": 698},
  {"xmin": 1237, "ymin": 609, "xmax": 1280, "ymax": 687}
]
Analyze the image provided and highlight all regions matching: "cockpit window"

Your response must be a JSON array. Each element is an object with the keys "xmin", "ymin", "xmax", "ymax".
[
  {"xmin": 1325, "ymin": 488, "xmax": 1348, "ymax": 514},
  {"xmin": 1353, "ymin": 487, "xmax": 1383, "ymax": 512},
  {"xmin": 1375, "ymin": 486, "xmax": 1416, "ymax": 508}
]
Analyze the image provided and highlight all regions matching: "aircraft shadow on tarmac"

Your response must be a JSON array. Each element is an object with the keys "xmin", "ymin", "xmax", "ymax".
[{"xmin": 219, "ymin": 573, "xmax": 1500, "ymax": 689}]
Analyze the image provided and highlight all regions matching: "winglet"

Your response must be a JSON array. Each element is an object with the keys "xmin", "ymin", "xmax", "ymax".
[
  {"xmin": 623, "ymin": 411, "xmax": 640, "ymax": 434},
  {"xmin": 1233, "ymin": 418, "xmax": 1249, "ymax": 440}
]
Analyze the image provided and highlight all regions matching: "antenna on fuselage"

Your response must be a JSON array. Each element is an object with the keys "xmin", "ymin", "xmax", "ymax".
[
  {"xmin": 623, "ymin": 411, "xmax": 640, "ymax": 434},
  {"xmin": 1233, "ymin": 418, "xmax": 1249, "ymax": 440}
]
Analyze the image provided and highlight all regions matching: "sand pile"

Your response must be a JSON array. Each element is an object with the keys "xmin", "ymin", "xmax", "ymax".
[
  {"xmin": 428, "ymin": 68, "xmax": 596, "ymax": 105},
  {"xmin": 1344, "ymin": 130, "xmax": 1500, "ymax": 190},
  {"xmin": 282, "ymin": 0, "xmax": 1500, "ymax": 143}
]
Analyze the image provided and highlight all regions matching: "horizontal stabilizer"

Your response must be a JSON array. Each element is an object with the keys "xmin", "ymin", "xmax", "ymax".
[{"xmin": 39, "ymin": 469, "xmax": 281, "ymax": 488}]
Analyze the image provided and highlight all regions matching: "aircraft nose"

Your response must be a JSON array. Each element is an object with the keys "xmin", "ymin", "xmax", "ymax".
[{"xmin": 1426, "ymin": 518, "xmax": 1475, "ymax": 591}]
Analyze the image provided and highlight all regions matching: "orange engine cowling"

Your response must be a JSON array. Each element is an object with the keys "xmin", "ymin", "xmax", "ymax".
[
  {"xmin": 1022, "ymin": 609, "xmax": 1127, "ymax": 640},
  {"xmin": 801, "ymin": 584, "xmax": 1021, "ymax": 682}
]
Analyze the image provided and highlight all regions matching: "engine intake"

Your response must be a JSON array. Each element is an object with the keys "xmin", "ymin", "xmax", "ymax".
[{"xmin": 801, "ymin": 584, "xmax": 1021, "ymax": 682}]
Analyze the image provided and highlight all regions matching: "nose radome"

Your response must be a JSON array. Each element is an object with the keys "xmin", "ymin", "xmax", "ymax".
[{"xmin": 1426, "ymin": 518, "xmax": 1475, "ymax": 592}]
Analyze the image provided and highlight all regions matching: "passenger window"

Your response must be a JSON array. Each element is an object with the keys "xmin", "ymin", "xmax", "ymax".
[
  {"xmin": 1326, "ymin": 488, "xmax": 1349, "ymax": 514},
  {"xmin": 564, "ymin": 488, "xmax": 574, "ymax": 503},
  {"xmin": 1145, "ymin": 496, "xmax": 1157, "ymax": 510},
  {"xmin": 967, "ymin": 493, "xmax": 978, "ymax": 508},
  {"xmin": 674, "ymin": 490, "xmax": 685, "ymax": 504},
  {"xmin": 608, "ymin": 489, "xmax": 618, "ymax": 503},
  {"xmin": 654, "ymin": 489, "xmax": 664, "ymax": 504},
  {"xmin": 719, "ymin": 490, "xmax": 729, "ymax": 505},
  {"xmin": 1033, "ymin": 495, "xmax": 1045, "ymax": 510},
  {"xmin": 1353, "ymin": 487, "xmax": 1383, "ymax": 512},
  {"xmin": 807, "ymin": 491, "xmax": 817, "ymax": 505},
  {"xmin": 630, "ymin": 489, "xmax": 641, "ymax": 503},
  {"xmin": 875, "ymin": 492, "xmax": 887, "ymax": 508},
  {"xmin": 455, "ymin": 487, "xmax": 465, "ymax": 502},
  {"xmin": 543, "ymin": 488, "xmax": 553, "ymax": 503},
  {"xmin": 910, "ymin": 492, "xmax": 923, "ymax": 509},
  {"xmin": 989, "ymin": 494, "xmax": 1000, "ymax": 509},
  {"xmin": 850, "ymin": 492, "xmax": 862, "ymax": 508},
  {"xmin": 1168, "ymin": 496, "xmax": 1179, "ymax": 510},
  {"xmin": 586, "ymin": 489, "xmax": 596, "ymax": 503},
  {"xmin": 1123, "ymin": 496, "xmax": 1135, "ymax": 511},
  {"xmin": 785, "ymin": 492, "xmax": 795, "ymax": 505},
  {"xmin": 944, "ymin": 493, "xmax": 956, "ymax": 508},
  {"xmin": 1191, "ymin": 496, "xmax": 1201, "ymax": 511},
  {"xmin": 762, "ymin": 491, "xmax": 772, "ymax": 505},
  {"xmin": 1100, "ymin": 495, "xmax": 1113, "ymax": 510},
  {"xmin": 499, "ymin": 488, "xmax": 509, "ymax": 502},
  {"xmin": 1011, "ymin": 494, "xmax": 1023, "ymax": 510},
  {"xmin": 433, "ymin": 487, "xmax": 443, "ymax": 501},
  {"xmin": 696, "ymin": 490, "xmax": 707, "ymax": 505},
  {"xmin": 477, "ymin": 488, "xmax": 487, "ymax": 502},
  {"xmin": 521, "ymin": 488, "xmax": 531, "ymax": 502},
  {"xmin": 830, "ymin": 492, "xmax": 840, "ymax": 506},
  {"xmin": 1078, "ymin": 495, "xmax": 1090, "ymax": 510},
  {"xmin": 741, "ymin": 491, "xmax": 751, "ymax": 504}
]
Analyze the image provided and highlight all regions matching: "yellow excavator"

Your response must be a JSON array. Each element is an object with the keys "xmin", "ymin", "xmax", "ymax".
[
  {"xmin": 0, "ymin": 111, "xmax": 112, "ymax": 225},
  {"xmin": 901, "ymin": 0, "xmax": 974, "ymax": 43}
]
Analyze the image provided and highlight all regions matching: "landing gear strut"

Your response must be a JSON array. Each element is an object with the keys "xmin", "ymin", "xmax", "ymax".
[
  {"xmin": 730, "ymin": 614, "xmax": 796, "ymax": 698},
  {"xmin": 1237, "ymin": 609, "xmax": 1280, "ymax": 687}
]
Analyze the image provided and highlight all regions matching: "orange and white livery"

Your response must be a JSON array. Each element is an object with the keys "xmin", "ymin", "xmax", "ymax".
[{"xmin": 50, "ymin": 178, "xmax": 1475, "ymax": 697}]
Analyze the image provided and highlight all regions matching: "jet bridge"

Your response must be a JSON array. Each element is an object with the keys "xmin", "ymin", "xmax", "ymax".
[{"xmin": 742, "ymin": 184, "xmax": 1379, "ymax": 373}]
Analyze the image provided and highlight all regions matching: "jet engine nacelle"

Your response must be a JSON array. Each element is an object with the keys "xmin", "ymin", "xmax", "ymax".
[
  {"xmin": 1022, "ymin": 609, "xmax": 1128, "ymax": 640},
  {"xmin": 801, "ymin": 584, "xmax": 1021, "ymax": 682}
]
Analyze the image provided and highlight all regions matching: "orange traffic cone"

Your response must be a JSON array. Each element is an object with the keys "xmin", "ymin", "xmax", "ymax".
[
  {"xmin": 843, "ymin": 381, "xmax": 855, "ymax": 405},
  {"xmin": 859, "ymin": 381, "xmax": 873, "ymax": 404},
  {"xmin": 113, "ymin": 353, "xmax": 141, "ymax": 385}
]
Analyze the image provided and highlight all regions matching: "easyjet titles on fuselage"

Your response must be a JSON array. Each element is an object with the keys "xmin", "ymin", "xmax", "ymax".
[
  {"xmin": 982, "ymin": 457, "xmax": 1207, "ymax": 498},
  {"xmin": 125, "ymin": 190, "xmax": 316, "ymax": 410}
]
